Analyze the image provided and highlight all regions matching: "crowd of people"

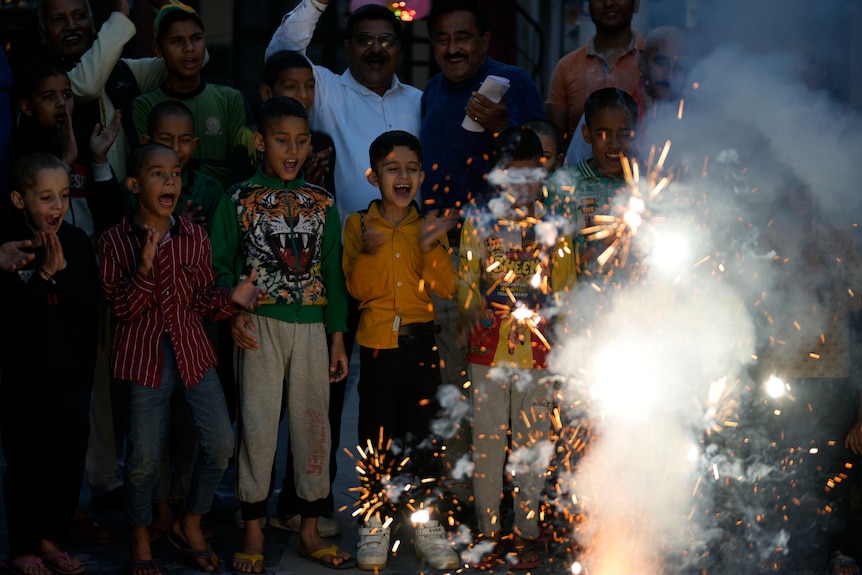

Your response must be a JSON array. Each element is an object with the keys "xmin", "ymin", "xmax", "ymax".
[{"xmin": 0, "ymin": 0, "xmax": 859, "ymax": 574}]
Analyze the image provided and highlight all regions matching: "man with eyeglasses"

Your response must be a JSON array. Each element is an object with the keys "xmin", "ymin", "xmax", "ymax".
[
  {"xmin": 264, "ymin": 1, "xmax": 425, "ymax": 561},
  {"xmin": 266, "ymin": 0, "xmax": 422, "ymax": 220}
]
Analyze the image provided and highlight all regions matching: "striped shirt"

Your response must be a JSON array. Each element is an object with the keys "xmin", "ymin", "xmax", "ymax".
[{"xmin": 99, "ymin": 215, "xmax": 239, "ymax": 389}]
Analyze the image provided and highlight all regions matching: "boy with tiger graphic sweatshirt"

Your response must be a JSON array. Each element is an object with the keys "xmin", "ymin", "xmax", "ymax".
[{"xmin": 211, "ymin": 96, "xmax": 353, "ymax": 572}]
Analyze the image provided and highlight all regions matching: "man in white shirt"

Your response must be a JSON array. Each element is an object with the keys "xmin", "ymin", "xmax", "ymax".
[{"xmin": 266, "ymin": 0, "xmax": 422, "ymax": 219}]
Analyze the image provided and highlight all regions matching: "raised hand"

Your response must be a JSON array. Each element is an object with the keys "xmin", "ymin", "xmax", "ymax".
[
  {"xmin": 90, "ymin": 111, "xmax": 123, "ymax": 164},
  {"xmin": 59, "ymin": 111, "xmax": 78, "ymax": 168},
  {"xmin": 230, "ymin": 269, "xmax": 267, "ymax": 310},
  {"xmin": 107, "ymin": 0, "xmax": 130, "ymax": 16},
  {"xmin": 180, "ymin": 200, "xmax": 206, "ymax": 225},
  {"xmin": 303, "ymin": 145, "xmax": 333, "ymax": 187},
  {"xmin": 137, "ymin": 227, "xmax": 160, "ymax": 277},
  {"xmin": 0, "ymin": 240, "xmax": 35, "ymax": 272},
  {"xmin": 420, "ymin": 208, "xmax": 459, "ymax": 253},
  {"xmin": 40, "ymin": 231, "xmax": 67, "ymax": 278},
  {"xmin": 360, "ymin": 213, "xmax": 386, "ymax": 255}
]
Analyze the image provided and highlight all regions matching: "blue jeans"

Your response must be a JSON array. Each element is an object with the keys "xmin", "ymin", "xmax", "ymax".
[{"xmin": 125, "ymin": 336, "xmax": 233, "ymax": 527}]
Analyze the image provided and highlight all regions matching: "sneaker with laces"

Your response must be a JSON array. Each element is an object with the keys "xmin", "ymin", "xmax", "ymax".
[
  {"xmin": 357, "ymin": 516, "xmax": 390, "ymax": 571},
  {"xmin": 415, "ymin": 520, "xmax": 459, "ymax": 570}
]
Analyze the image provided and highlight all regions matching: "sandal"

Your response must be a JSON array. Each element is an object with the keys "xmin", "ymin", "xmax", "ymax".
[
  {"xmin": 0, "ymin": 556, "xmax": 49, "ymax": 575},
  {"xmin": 832, "ymin": 551, "xmax": 860, "ymax": 575},
  {"xmin": 40, "ymin": 551, "xmax": 83, "ymax": 575}
]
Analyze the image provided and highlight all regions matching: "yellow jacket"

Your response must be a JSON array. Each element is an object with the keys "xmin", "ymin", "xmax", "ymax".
[{"xmin": 343, "ymin": 201, "xmax": 456, "ymax": 349}]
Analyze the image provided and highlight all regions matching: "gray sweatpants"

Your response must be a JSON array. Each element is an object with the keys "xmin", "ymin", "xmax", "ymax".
[
  {"xmin": 235, "ymin": 316, "xmax": 331, "ymax": 519},
  {"xmin": 470, "ymin": 363, "xmax": 552, "ymax": 540}
]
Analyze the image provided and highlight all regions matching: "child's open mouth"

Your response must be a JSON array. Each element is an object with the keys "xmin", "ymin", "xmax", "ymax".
[
  {"xmin": 158, "ymin": 193, "xmax": 176, "ymax": 209},
  {"xmin": 45, "ymin": 213, "xmax": 62, "ymax": 230},
  {"xmin": 282, "ymin": 159, "xmax": 298, "ymax": 174},
  {"xmin": 394, "ymin": 183, "xmax": 411, "ymax": 199}
]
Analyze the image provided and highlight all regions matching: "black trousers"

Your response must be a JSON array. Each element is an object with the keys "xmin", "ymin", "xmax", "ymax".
[
  {"xmin": 0, "ymin": 371, "xmax": 91, "ymax": 556},
  {"xmin": 355, "ymin": 332, "xmax": 445, "ymax": 481}
]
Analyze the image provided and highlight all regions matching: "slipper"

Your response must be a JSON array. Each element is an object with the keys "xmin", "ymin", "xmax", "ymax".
[
  {"xmin": 166, "ymin": 531, "xmax": 222, "ymax": 573},
  {"xmin": 0, "ymin": 556, "xmax": 48, "ymax": 575},
  {"xmin": 40, "ymin": 551, "xmax": 84, "ymax": 575},
  {"xmin": 300, "ymin": 545, "xmax": 356, "ymax": 570},
  {"xmin": 230, "ymin": 553, "xmax": 264, "ymax": 575},
  {"xmin": 126, "ymin": 559, "xmax": 162, "ymax": 575}
]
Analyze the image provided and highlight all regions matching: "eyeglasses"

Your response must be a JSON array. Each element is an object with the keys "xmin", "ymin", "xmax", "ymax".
[{"xmin": 351, "ymin": 33, "xmax": 398, "ymax": 48}]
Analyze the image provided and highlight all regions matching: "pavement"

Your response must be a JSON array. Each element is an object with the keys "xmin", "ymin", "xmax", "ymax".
[{"xmin": 0, "ymin": 355, "xmax": 568, "ymax": 575}]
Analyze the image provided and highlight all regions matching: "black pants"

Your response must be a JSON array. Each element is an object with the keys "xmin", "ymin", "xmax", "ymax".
[
  {"xmin": 355, "ymin": 332, "xmax": 445, "ymax": 481},
  {"xmin": 0, "ymin": 371, "xmax": 91, "ymax": 556}
]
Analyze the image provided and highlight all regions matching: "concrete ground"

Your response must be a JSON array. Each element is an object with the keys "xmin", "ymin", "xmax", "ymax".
[{"xmin": 0, "ymin": 357, "xmax": 567, "ymax": 575}]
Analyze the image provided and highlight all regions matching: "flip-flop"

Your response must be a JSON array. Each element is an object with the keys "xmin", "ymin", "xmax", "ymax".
[
  {"xmin": 40, "ymin": 551, "xmax": 84, "ymax": 575},
  {"xmin": 0, "ymin": 556, "xmax": 48, "ymax": 575},
  {"xmin": 508, "ymin": 541, "xmax": 542, "ymax": 570},
  {"xmin": 230, "ymin": 552, "xmax": 265, "ymax": 575},
  {"xmin": 166, "ymin": 531, "xmax": 222, "ymax": 573},
  {"xmin": 300, "ymin": 544, "xmax": 356, "ymax": 570}
]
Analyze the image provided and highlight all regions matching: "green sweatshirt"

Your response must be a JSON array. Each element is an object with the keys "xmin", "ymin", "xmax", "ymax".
[{"xmin": 210, "ymin": 166, "xmax": 347, "ymax": 332}]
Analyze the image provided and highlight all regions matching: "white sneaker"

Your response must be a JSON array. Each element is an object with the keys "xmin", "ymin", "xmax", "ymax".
[
  {"xmin": 357, "ymin": 516, "xmax": 390, "ymax": 571},
  {"xmin": 415, "ymin": 520, "xmax": 459, "ymax": 570}
]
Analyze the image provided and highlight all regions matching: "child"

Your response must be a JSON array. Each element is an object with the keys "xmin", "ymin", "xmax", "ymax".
[
  {"xmin": 260, "ymin": 49, "xmax": 336, "ymax": 197},
  {"xmin": 98, "ymin": 143, "xmax": 264, "ymax": 575},
  {"xmin": 258, "ymin": 50, "xmax": 343, "ymax": 538},
  {"xmin": 137, "ymin": 99, "xmax": 234, "ymax": 542},
  {"xmin": 209, "ymin": 96, "xmax": 353, "ymax": 572},
  {"xmin": 0, "ymin": 152, "xmax": 97, "ymax": 575},
  {"xmin": 139, "ymin": 99, "xmax": 231, "ymax": 232},
  {"xmin": 525, "ymin": 117, "xmax": 565, "ymax": 175},
  {"xmin": 12, "ymin": 60, "xmax": 124, "ymax": 240},
  {"xmin": 547, "ymin": 88, "xmax": 638, "ymax": 273},
  {"xmin": 342, "ymin": 130, "xmax": 459, "ymax": 571},
  {"xmin": 131, "ymin": 2, "xmax": 256, "ymax": 189},
  {"xmin": 459, "ymin": 126, "xmax": 577, "ymax": 569}
]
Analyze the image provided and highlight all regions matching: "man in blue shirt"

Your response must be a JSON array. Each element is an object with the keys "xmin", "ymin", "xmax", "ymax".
[{"xmin": 420, "ymin": 0, "xmax": 546, "ymax": 220}]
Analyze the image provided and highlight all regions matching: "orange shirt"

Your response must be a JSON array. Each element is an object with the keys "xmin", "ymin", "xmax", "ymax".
[{"xmin": 547, "ymin": 33, "xmax": 645, "ymax": 138}]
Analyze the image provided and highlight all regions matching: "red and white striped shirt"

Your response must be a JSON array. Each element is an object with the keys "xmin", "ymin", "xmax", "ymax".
[{"xmin": 99, "ymin": 216, "xmax": 239, "ymax": 389}]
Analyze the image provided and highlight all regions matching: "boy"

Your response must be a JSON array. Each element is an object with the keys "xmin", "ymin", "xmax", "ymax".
[
  {"xmin": 258, "ymin": 51, "xmax": 343, "ymax": 538},
  {"xmin": 525, "ymin": 117, "xmax": 565, "ymax": 175},
  {"xmin": 260, "ymin": 49, "xmax": 336, "ymax": 197},
  {"xmin": 131, "ymin": 2, "xmax": 256, "ymax": 189},
  {"xmin": 0, "ymin": 152, "xmax": 97, "ymax": 575},
  {"xmin": 139, "ymin": 100, "xmax": 230, "ymax": 233},
  {"xmin": 547, "ymin": 88, "xmax": 638, "ymax": 231},
  {"xmin": 99, "ymin": 144, "xmax": 264, "ymax": 575},
  {"xmin": 210, "ymin": 97, "xmax": 352, "ymax": 572},
  {"xmin": 12, "ymin": 60, "xmax": 124, "ymax": 240},
  {"xmin": 459, "ymin": 126, "xmax": 577, "ymax": 569},
  {"xmin": 547, "ymin": 88, "xmax": 638, "ymax": 274},
  {"xmin": 342, "ymin": 131, "xmax": 459, "ymax": 571},
  {"xmin": 137, "ymin": 99, "xmax": 233, "ymax": 542}
]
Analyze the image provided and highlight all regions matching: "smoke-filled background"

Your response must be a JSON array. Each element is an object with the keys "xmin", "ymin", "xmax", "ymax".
[
  {"xmin": 419, "ymin": 2, "xmax": 862, "ymax": 574},
  {"xmin": 534, "ymin": 1, "xmax": 862, "ymax": 574}
]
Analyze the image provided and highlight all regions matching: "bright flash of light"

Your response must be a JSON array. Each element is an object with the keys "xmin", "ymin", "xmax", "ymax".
[
  {"xmin": 411, "ymin": 509, "xmax": 430, "ymax": 524},
  {"xmin": 513, "ymin": 305, "xmax": 534, "ymax": 321},
  {"xmin": 765, "ymin": 375, "xmax": 787, "ymax": 398},
  {"xmin": 647, "ymin": 228, "xmax": 693, "ymax": 277},
  {"xmin": 571, "ymin": 561, "xmax": 583, "ymax": 574},
  {"xmin": 688, "ymin": 444, "xmax": 700, "ymax": 462},
  {"xmin": 623, "ymin": 196, "xmax": 646, "ymax": 232}
]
